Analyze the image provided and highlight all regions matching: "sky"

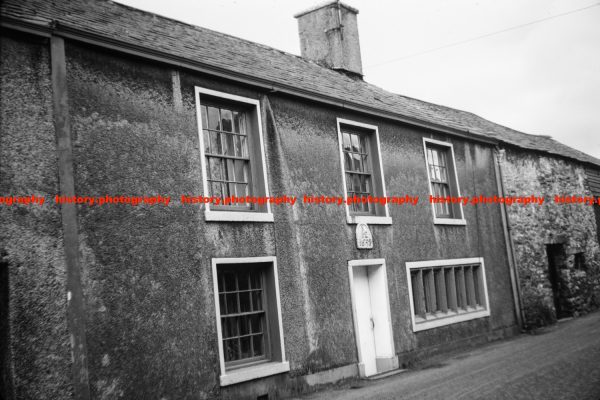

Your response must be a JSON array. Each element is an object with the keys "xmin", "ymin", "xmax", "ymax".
[{"xmin": 116, "ymin": 0, "xmax": 600, "ymax": 159}]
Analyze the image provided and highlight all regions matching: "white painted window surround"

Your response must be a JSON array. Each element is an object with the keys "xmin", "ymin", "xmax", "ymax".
[
  {"xmin": 195, "ymin": 87, "xmax": 273, "ymax": 223},
  {"xmin": 336, "ymin": 118, "xmax": 392, "ymax": 225},
  {"xmin": 211, "ymin": 256, "xmax": 289, "ymax": 386},
  {"xmin": 406, "ymin": 257, "xmax": 490, "ymax": 332},
  {"xmin": 422, "ymin": 137, "xmax": 466, "ymax": 226}
]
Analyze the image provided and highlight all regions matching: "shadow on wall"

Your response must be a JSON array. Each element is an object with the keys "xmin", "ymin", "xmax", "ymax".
[
  {"xmin": 1, "ymin": 251, "xmax": 15, "ymax": 400},
  {"xmin": 521, "ymin": 242, "xmax": 600, "ymax": 329}
]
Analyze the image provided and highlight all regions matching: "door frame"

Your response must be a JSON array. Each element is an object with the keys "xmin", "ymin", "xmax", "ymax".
[{"xmin": 347, "ymin": 258, "xmax": 397, "ymax": 377}]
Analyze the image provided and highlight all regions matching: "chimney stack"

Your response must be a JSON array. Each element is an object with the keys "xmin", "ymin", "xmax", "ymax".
[{"xmin": 294, "ymin": 1, "xmax": 363, "ymax": 79}]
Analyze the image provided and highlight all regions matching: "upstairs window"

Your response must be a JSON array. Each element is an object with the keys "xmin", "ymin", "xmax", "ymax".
[
  {"xmin": 196, "ymin": 88, "xmax": 272, "ymax": 222},
  {"xmin": 337, "ymin": 118, "xmax": 391, "ymax": 225},
  {"xmin": 342, "ymin": 128, "xmax": 373, "ymax": 214},
  {"xmin": 423, "ymin": 138, "xmax": 465, "ymax": 225},
  {"xmin": 201, "ymin": 103, "xmax": 251, "ymax": 205}
]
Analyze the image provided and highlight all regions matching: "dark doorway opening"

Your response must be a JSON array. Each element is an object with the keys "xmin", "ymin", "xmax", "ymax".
[{"xmin": 546, "ymin": 244, "xmax": 572, "ymax": 319}]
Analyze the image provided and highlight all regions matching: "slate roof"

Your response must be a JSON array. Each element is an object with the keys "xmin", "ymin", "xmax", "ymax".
[{"xmin": 2, "ymin": 0, "xmax": 599, "ymax": 167}]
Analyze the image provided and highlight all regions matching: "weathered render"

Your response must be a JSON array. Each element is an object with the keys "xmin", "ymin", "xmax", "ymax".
[{"xmin": 1, "ymin": 0, "xmax": 599, "ymax": 399}]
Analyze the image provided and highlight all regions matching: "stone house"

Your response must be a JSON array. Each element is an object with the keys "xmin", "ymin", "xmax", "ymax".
[
  {"xmin": 498, "ymin": 143, "xmax": 600, "ymax": 328},
  {"xmin": 0, "ymin": 0, "xmax": 598, "ymax": 399}
]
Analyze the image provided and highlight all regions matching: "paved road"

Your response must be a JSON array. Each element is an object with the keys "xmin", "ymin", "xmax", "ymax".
[{"xmin": 297, "ymin": 312, "xmax": 600, "ymax": 400}]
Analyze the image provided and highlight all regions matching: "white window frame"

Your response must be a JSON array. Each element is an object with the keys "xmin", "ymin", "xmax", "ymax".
[
  {"xmin": 195, "ymin": 87, "xmax": 273, "ymax": 222},
  {"xmin": 406, "ymin": 257, "xmax": 490, "ymax": 332},
  {"xmin": 422, "ymin": 138, "xmax": 466, "ymax": 225},
  {"xmin": 336, "ymin": 118, "xmax": 392, "ymax": 225},
  {"xmin": 211, "ymin": 256, "xmax": 289, "ymax": 386}
]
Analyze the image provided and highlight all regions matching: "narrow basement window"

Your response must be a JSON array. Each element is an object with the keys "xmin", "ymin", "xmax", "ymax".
[{"xmin": 407, "ymin": 258, "xmax": 490, "ymax": 331}]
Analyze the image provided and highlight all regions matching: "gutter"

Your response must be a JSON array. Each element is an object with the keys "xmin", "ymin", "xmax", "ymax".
[
  {"xmin": 0, "ymin": 16, "xmax": 499, "ymax": 146},
  {"xmin": 493, "ymin": 147, "xmax": 525, "ymax": 329}
]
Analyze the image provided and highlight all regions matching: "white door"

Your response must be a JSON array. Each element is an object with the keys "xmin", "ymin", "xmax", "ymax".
[
  {"xmin": 353, "ymin": 266, "xmax": 378, "ymax": 376},
  {"xmin": 350, "ymin": 262, "xmax": 396, "ymax": 378}
]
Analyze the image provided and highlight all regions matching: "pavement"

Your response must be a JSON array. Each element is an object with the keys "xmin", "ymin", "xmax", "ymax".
[{"xmin": 294, "ymin": 312, "xmax": 600, "ymax": 400}]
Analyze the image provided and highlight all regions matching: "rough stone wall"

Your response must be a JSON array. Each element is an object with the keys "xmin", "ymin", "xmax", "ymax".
[
  {"xmin": 500, "ymin": 148, "xmax": 600, "ymax": 327},
  {"xmin": 0, "ymin": 35, "xmax": 73, "ymax": 399}
]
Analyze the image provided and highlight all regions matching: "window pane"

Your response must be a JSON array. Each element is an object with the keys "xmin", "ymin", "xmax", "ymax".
[
  {"xmin": 250, "ymin": 314, "xmax": 263, "ymax": 333},
  {"xmin": 250, "ymin": 272, "xmax": 262, "ymax": 289},
  {"xmin": 224, "ymin": 133, "xmax": 235, "ymax": 156},
  {"xmin": 252, "ymin": 290, "xmax": 263, "ymax": 311},
  {"xmin": 344, "ymin": 152, "xmax": 352, "ymax": 170},
  {"xmin": 219, "ymin": 294, "xmax": 228, "ymax": 314},
  {"xmin": 207, "ymin": 106, "xmax": 221, "ymax": 130},
  {"xmin": 342, "ymin": 132, "xmax": 351, "ymax": 151},
  {"xmin": 411, "ymin": 270, "xmax": 425, "ymax": 317},
  {"xmin": 201, "ymin": 105, "xmax": 208, "ymax": 129},
  {"xmin": 233, "ymin": 160, "xmax": 246, "ymax": 184},
  {"xmin": 240, "ymin": 336, "xmax": 252, "ymax": 359},
  {"xmin": 221, "ymin": 109, "xmax": 233, "ymax": 132},
  {"xmin": 210, "ymin": 182, "xmax": 222, "ymax": 197},
  {"xmin": 237, "ymin": 271, "xmax": 249, "ymax": 290},
  {"xmin": 445, "ymin": 268, "xmax": 457, "ymax": 311},
  {"xmin": 465, "ymin": 266, "xmax": 476, "ymax": 307},
  {"xmin": 353, "ymin": 153, "xmax": 362, "ymax": 172},
  {"xmin": 222, "ymin": 316, "xmax": 238, "ymax": 338},
  {"xmin": 474, "ymin": 265, "xmax": 484, "ymax": 306},
  {"xmin": 431, "ymin": 148, "xmax": 439, "ymax": 166},
  {"xmin": 456, "ymin": 267, "xmax": 467, "ymax": 309},
  {"xmin": 353, "ymin": 175, "xmax": 361, "ymax": 193},
  {"xmin": 239, "ymin": 315, "xmax": 250, "ymax": 336},
  {"xmin": 203, "ymin": 129, "xmax": 210, "ymax": 153},
  {"xmin": 239, "ymin": 291, "xmax": 251, "ymax": 313},
  {"xmin": 360, "ymin": 175, "xmax": 369, "ymax": 193},
  {"xmin": 240, "ymin": 136, "xmax": 248, "ymax": 158},
  {"xmin": 207, "ymin": 130, "xmax": 220, "ymax": 156},
  {"xmin": 438, "ymin": 150, "xmax": 447, "ymax": 167},
  {"xmin": 234, "ymin": 111, "xmax": 245, "ymax": 135},
  {"xmin": 236, "ymin": 183, "xmax": 248, "ymax": 198},
  {"xmin": 226, "ymin": 293, "xmax": 238, "ymax": 314},
  {"xmin": 222, "ymin": 272, "xmax": 236, "ymax": 292},
  {"xmin": 423, "ymin": 269, "xmax": 437, "ymax": 313},
  {"xmin": 252, "ymin": 334, "xmax": 264, "ymax": 356},
  {"xmin": 360, "ymin": 135, "xmax": 368, "ymax": 154},
  {"xmin": 224, "ymin": 338, "xmax": 240, "ymax": 362},
  {"xmin": 350, "ymin": 134, "xmax": 359, "ymax": 152},
  {"xmin": 434, "ymin": 268, "xmax": 448, "ymax": 312}
]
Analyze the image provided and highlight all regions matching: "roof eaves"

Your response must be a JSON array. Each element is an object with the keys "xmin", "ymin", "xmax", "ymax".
[{"xmin": 0, "ymin": 14, "xmax": 499, "ymax": 147}]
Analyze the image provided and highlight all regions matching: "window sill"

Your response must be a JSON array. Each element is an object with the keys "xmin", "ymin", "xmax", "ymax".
[
  {"xmin": 433, "ymin": 217, "xmax": 466, "ymax": 226},
  {"xmin": 347, "ymin": 215, "xmax": 393, "ymax": 225},
  {"xmin": 412, "ymin": 308, "xmax": 490, "ymax": 332},
  {"xmin": 220, "ymin": 361, "xmax": 290, "ymax": 386},
  {"xmin": 205, "ymin": 210, "xmax": 274, "ymax": 223}
]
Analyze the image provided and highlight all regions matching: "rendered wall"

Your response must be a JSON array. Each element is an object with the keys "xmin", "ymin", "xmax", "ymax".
[
  {"xmin": 2, "ymin": 35, "xmax": 518, "ymax": 399},
  {"xmin": 0, "ymin": 34, "xmax": 73, "ymax": 400}
]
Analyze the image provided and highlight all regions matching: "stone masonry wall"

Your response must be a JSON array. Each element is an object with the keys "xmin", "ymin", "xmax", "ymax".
[{"xmin": 500, "ymin": 147, "xmax": 600, "ymax": 328}]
